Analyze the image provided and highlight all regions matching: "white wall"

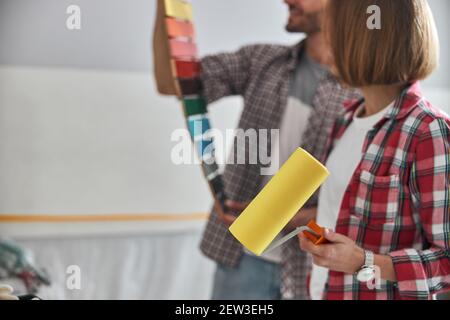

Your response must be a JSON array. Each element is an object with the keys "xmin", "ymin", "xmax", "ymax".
[
  {"xmin": 0, "ymin": 0, "xmax": 298, "ymax": 70},
  {"xmin": 0, "ymin": 0, "xmax": 448, "ymax": 85},
  {"xmin": 0, "ymin": 66, "xmax": 215, "ymax": 216}
]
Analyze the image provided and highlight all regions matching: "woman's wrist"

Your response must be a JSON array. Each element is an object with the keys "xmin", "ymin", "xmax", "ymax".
[
  {"xmin": 374, "ymin": 254, "xmax": 397, "ymax": 282},
  {"xmin": 351, "ymin": 246, "xmax": 366, "ymax": 274},
  {"xmin": 350, "ymin": 248, "xmax": 397, "ymax": 282}
]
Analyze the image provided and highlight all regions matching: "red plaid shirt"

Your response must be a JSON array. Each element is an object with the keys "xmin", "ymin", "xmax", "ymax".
[{"xmin": 323, "ymin": 83, "xmax": 450, "ymax": 300}]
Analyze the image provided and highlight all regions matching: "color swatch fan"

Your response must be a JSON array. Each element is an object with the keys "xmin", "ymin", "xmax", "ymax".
[{"xmin": 154, "ymin": 0, "xmax": 228, "ymax": 212}]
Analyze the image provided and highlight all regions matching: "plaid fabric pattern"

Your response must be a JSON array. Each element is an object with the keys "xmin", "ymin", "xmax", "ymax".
[
  {"xmin": 323, "ymin": 83, "xmax": 450, "ymax": 300},
  {"xmin": 198, "ymin": 42, "xmax": 360, "ymax": 299}
]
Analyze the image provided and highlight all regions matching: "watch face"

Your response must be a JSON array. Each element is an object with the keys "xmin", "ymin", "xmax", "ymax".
[{"xmin": 357, "ymin": 267, "xmax": 376, "ymax": 282}]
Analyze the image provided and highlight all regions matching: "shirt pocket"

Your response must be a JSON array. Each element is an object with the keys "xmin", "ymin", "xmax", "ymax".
[{"xmin": 351, "ymin": 170, "xmax": 400, "ymax": 225}]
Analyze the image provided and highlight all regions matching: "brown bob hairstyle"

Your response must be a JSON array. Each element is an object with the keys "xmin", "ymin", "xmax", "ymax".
[{"xmin": 325, "ymin": 0, "xmax": 439, "ymax": 87}]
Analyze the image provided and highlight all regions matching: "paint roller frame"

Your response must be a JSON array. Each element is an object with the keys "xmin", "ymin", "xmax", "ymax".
[
  {"xmin": 302, "ymin": 220, "xmax": 329, "ymax": 245},
  {"xmin": 262, "ymin": 220, "xmax": 328, "ymax": 255}
]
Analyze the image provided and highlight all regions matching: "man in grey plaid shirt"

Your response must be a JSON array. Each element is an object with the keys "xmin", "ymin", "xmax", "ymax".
[{"xmin": 155, "ymin": 0, "xmax": 359, "ymax": 299}]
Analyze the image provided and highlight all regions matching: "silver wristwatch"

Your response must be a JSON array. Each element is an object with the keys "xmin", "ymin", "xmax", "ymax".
[{"xmin": 356, "ymin": 250, "xmax": 376, "ymax": 282}]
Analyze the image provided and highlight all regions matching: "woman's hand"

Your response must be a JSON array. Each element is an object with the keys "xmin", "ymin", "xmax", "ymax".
[{"xmin": 298, "ymin": 228, "xmax": 365, "ymax": 274}]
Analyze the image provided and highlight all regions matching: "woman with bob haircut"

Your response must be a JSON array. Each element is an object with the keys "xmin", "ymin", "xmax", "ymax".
[{"xmin": 299, "ymin": 0, "xmax": 450, "ymax": 300}]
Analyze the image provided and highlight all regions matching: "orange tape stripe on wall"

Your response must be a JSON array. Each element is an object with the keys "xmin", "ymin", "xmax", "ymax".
[{"xmin": 0, "ymin": 213, "xmax": 209, "ymax": 223}]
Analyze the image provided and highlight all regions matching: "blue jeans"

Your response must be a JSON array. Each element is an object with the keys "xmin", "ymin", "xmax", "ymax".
[{"xmin": 211, "ymin": 254, "xmax": 281, "ymax": 300}]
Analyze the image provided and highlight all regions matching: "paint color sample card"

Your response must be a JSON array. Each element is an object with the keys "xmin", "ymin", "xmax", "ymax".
[
  {"xmin": 179, "ymin": 78, "xmax": 202, "ymax": 95},
  {"xmin": 169, "ymin": 39, "xmax": 198, "ymax": 59},
  {"xmin": 164, "ymin": 0, "xmax": 193, "ymax": 21},
  {"xmin": 196, "ymin": 139, "xmax": 214, "ymax": 158},
  {"xmin": 210, "ymin": 176, "xmax": 225, "ymax": 195},
  {"xmin": 187, "ymin": 115, "xmax": 211, "ymax": 138},
  {"xmin": 203, "ymin": 162, "xmax": 219, "ymax": 178},
  {"xmin": 174, "ymin": 60, "xmax": 201, "ymax": 78},
  {"xmin": 183, "ymin": 97, "xmax": 207, "ymax": 116},
  {"xmin": 166, "ymin": 18, "xmax": 195, "ymax": 38}
]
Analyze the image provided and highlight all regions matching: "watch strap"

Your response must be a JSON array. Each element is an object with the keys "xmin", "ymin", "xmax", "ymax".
[{"xmin": 364, "ymin": 250, "xmax": 374, "ymax": 267}]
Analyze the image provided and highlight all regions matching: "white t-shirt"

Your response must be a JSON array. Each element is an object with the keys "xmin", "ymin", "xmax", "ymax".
[{"xmin": 309, "ymin": 101, "xmax": 394, "ymax": 300}]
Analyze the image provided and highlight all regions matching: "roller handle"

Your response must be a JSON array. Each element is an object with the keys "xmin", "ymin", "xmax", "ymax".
[{"xmin": 302, "ymin": 220, "xmax": 329, "ymax": 245}]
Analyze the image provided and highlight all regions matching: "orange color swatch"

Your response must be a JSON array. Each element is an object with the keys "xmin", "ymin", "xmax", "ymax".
[{"xmin": 166, "ymin": 17, "xmax": 195, "ymax": 38}]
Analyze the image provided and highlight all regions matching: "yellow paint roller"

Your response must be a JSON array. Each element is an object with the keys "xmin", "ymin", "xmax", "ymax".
[{"xmin": 228, "ymin": 147, "xmax": 330, "ymax": 256}]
